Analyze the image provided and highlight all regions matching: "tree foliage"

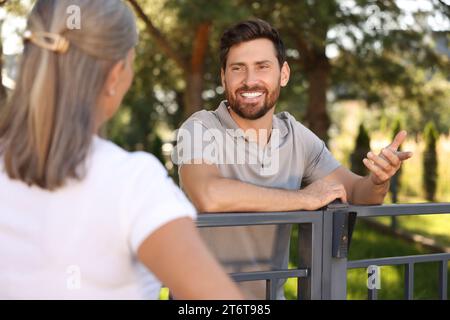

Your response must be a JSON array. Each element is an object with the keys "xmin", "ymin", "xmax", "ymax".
[
  {"xmin": 423, "ymin": 121, "xmax": 439, "ymax": 202},
  {"xmin": 351, "ymin": 123, "xmax": 371, "ymax": 176}
]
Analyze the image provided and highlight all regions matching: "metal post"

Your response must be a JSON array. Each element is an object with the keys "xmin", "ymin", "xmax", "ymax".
[
  {"xmin": 404, "ymin": 263, "xmax": 414, "ymax": 300},
  {"xmin": 438, "ymin": 260, "xmax": 448, "ymax": 300},
  {"xmin": 368, "ymin": 286, "xmax": 378, "ymax": 300},
  {"xmin": 266, "ymin": 279, "xmax": 277, "ymax": 300},
  {"xmin": 321, "ymin": 204, "xmax": 350, "ymax": 299},
  {"xmin": 297, "ymin": 220, "xmax": 323, "ymax": 300},
  {"xmin": 297, "ymin": 223, "xmax": 312, "ymax": 300}
]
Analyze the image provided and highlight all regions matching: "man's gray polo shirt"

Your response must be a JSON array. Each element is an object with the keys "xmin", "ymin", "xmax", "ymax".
[{"xmin": 175, "ymin": 101, "xmax": 340, "ymax": 299}]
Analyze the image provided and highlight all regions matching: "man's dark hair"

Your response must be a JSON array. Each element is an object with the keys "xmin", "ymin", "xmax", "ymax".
[{"xmin": 220, "ymin": 19, "xmax": 286, "ymax": 71}]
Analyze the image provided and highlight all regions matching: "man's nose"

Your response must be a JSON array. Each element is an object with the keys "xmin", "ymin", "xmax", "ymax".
[{"xmin": 243, "ymin": 69, "xmax": 259, "ymax": 87}]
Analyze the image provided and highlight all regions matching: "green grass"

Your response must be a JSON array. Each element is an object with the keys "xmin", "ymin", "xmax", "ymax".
[
  {"xmin": 285, "ymin": 221, "xmax": 450, "ymax": 300},
  {"xmin": 374, "ymin": 214, "xmax": 450, "ymax": 248},
  {"xmin": 159, "ymin": 287, "xmax": 169, "ymax": 300}
]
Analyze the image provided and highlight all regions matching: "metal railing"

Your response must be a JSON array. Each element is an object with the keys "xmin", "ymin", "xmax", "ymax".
[{"xmin": 196, "ymin": 203, "xmax": 450, "ymax": 300}]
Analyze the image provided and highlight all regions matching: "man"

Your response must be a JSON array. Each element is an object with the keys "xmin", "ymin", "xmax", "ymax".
[{"xmin": 173, "ymin": 19, "xmax": 412, "ymax": 299}]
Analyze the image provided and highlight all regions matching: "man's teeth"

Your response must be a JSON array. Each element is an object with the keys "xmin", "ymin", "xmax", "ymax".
[{"xmin": 241, "ymin": 92, "xmax": 263, "ymax": 98}]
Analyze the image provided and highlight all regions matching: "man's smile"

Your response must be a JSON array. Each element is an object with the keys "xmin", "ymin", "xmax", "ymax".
[{"xmin": 238, "ymin": 90, "xmax": 265, "ymax": 103}]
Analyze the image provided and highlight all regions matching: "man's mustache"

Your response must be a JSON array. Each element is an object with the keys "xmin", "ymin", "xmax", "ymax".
[{"xmin": 235, "ymin": 86, "xmax": 267, "ymax": 94}]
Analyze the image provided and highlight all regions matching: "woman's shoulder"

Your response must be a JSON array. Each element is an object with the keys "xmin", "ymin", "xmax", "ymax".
[{"xmin": 91, "ymin": 136, "xmax": 166, "ymax": 178}]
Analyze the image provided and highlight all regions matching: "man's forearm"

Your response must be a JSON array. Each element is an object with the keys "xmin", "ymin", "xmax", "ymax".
[
  {"xmin": 199, "ymin": 177, "xmax": 306, "ymax": 212},
  {"xmin": 351, "ymin": 175, "xmax": 389, "ymax": 205}
]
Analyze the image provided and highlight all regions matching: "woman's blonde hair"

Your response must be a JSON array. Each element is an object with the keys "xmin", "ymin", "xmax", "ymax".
[{"xmin": 0, "ymin": 0, "xmax": 137, "ymax": 190}]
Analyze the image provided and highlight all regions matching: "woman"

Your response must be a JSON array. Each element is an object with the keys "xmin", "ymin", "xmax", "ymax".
[{"xmin": 0, "ymin": 0, "xmax": 242, "ymax": 300}]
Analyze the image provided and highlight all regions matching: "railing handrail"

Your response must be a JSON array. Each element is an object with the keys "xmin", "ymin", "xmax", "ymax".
[
  {"xmin": 348, "ymin": 253, "xmax": 450, "ymax": 268},
  {"xmin": 196, "ymin": 210, "xmax": 322, "ymax": 227},
  {"xmin": 349, "ymin": 203, "xmax": 450, "ymax": 217},
  {"xmin": 196, "ymin": 203, "xmax": 450, "ymax": 226}
]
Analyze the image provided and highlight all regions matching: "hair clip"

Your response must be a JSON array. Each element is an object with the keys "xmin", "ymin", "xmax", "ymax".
[{"xmin": 23, "ymin": 30, "xmax": 70, "ymax": 54}]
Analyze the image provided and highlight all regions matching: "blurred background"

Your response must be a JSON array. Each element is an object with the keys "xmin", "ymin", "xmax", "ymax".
[{"xmin": 1, "ymin": 0, "xmax": 449, "ymax": 299}]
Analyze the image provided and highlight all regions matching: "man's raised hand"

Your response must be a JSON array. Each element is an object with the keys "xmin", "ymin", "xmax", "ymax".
[{"xmin": 362, "ymin": 130, "xmax": 413, "ymax": 186}]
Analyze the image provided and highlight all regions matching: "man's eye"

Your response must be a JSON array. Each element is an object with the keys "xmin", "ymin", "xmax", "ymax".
[
  {"xmin": 259, "ymin": 65, "xmax": 269, "ymax": 69},
  {"xmin": 232, "ymin": 67, "xmax": 243, "ymax": 71}
]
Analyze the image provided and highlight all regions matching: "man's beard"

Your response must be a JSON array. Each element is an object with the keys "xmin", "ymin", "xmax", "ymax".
[{"xmin": 225, "ymin": 83, "xmax": 280, "ymax": 120}]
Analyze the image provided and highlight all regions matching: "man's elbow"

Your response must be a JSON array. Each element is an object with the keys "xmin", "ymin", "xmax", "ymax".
[
  {"xmin": 196, "ymin": 201, "xmax": 221, "ymax": 213},
  {"xmin": 194, "ymin": 196, "xmax": 219, "ymax": 213},
  {"xmin": 190, "ymin": 183, "xmax": 223, "ymax": 213}
]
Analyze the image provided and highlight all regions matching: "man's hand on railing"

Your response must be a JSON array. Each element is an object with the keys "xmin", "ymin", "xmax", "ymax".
[{"xmin": 299, "ymin": 179, "xmax": 348, "ymax": 211}]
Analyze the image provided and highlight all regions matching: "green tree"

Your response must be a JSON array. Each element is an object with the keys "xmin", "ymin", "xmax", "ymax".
[
  {"xmin": 126, "ymin": 0, "xmax": 248, "ymax": 120},
  {"xmin": 350, "ymin": 123, "xmax": 371, "ymax": 176},
  {"xmin": 423, "ymin": 121, "xmax": 439, "ymax": 202},
  {"xmin": 1, "ymin": 0, "xmax": 31, "ymax": 105},
  {"xmin": 389, "ymin": 117, "xmax": 403, "ymax": 229},
  {"xmin": 389, "ymin": 118, "xmax": 403, "ymax": 202}
]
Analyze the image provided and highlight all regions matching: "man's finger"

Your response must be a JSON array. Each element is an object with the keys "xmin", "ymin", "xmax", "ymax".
[
  {"xmin": 382, "ymin": 148, "xmax": 413, "ymax": 163},
  {"xmin": 363, "ymin": 158, "xmax": 389, "ymax": 182},
  {"xmin": 381, "ymin": 148, "xmax": 400, "ymax": 167},
  {"xmin": 334, "ymin": 189, "xmax": 348, "ymax": 204},
  {"xmin": 389, "ymin": 130, "xmax": 407, "ymax": 151},
  {"xmin": 397, "ymin": 151, "xmax": 413, "ymax": 161},
  {"xmin": 368, "ymin": 152, "xmax": 391, "ymax": 171}
]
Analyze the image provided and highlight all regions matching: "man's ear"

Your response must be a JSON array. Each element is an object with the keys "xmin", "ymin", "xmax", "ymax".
[
  {"xmin": 103, "ymin": 60, "xmax": 125, "ymax": 96},
  {"xmin": 280, "ymin": 61, "xmax": 290, "ymax": 87}
]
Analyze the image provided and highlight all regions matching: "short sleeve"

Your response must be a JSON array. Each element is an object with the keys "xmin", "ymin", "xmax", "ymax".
[
  {"xmin": 297, "ymin": 122, "xmax": 341, "ymax": 185},
  {"xmin": 172, "ymin": 116, "xmax": 221, "ymax": 167},
  {"xmin": 120, "ymin": 154, "xmax": 197, "ymax": 254}
]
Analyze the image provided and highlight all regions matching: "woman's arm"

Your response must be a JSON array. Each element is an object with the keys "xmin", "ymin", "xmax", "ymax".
[{"xmin": 137, "ymin": 217, "xmax": 243, "ymax": 300}]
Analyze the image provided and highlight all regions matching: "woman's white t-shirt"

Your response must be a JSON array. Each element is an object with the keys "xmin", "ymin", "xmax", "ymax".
[{"xmin": 0, "ymin": 136, "xmax": 196, "ymax": 299}]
